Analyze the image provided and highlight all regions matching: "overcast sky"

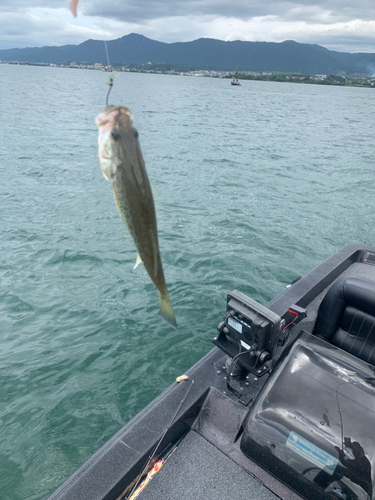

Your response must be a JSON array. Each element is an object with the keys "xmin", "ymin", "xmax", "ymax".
[{"xmin": 0, "ymin": 0, "xmax": 375, "ymax": 53}]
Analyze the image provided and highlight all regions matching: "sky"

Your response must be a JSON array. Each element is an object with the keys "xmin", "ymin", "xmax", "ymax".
[{"xmin": 0, "ymin": 0, "xmax": 375, "ymax": 53}]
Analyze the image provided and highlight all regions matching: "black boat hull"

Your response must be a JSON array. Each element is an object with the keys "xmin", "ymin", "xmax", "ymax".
[{"xmin": 48, "ymin": 244, "xmax": 375, "ymax": 500}]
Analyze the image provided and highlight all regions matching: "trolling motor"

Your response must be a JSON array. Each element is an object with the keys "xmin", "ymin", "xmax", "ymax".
[{"xmin": 213, "ymin": 291, "xmax": 282, "ymax": 377}]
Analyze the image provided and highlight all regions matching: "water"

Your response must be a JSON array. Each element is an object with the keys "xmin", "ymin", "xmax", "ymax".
[{"xmin": 1, "ymin": 64, "xmax": 374, "ymax": 499}]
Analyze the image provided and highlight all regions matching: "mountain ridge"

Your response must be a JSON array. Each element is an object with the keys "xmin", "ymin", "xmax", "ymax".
[{"xmin": 1, "ymin": 33, "xmax": 375, "ymax": 75}]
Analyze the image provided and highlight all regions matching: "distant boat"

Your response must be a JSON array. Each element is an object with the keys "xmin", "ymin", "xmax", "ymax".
[
  {"xmin": 231, "ymin": 79, "xmax": 241, "ymax": 86},
  {"xmin": 103, "ymin": 66, "xmax": 113, "ymax": 72}
]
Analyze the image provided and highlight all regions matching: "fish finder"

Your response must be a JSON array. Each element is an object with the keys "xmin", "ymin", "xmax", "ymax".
[{"xmin": 213, "ymin": 290, "xmax": 282, "ymax": 375}]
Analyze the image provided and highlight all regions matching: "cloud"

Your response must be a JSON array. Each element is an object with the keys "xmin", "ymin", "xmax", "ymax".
[
  {"xmin": 83, "ymin": 0, "xmax": 375, "ymax": 24},
  {"xmin": 0, "ymin": 0, "xmax": 63, "ymax": 12},
  {"xmin": 0, "ymin": 8, "xmax": 106, "ymax": 49},
  {"xmin": 83, "ymin": 0, "xmax": 267, "ymax": 23},
  {"xmin": 0, "ymin": 0, "xmax": 375, "ymax": 53}
]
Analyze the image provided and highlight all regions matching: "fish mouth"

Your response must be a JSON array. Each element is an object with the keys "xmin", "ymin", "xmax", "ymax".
[
  {"xmin": 96, "ymin": 106, "xmax": 134, "ymax": 182},
  {"xmin": 98, "ymin": 152, "xmax": 118, "ymax": 181}
]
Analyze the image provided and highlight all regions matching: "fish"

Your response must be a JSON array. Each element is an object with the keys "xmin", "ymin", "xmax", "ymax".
[{"xmin": 95, "ymin": 105, "xmax": 177, "ymax": 328}]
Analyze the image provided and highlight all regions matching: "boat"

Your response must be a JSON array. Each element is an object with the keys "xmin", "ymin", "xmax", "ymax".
[
  {"xmin": 231, "ymin": 78, "xmax": 241, "ymax": 86},
  {"xmin": 48, "ymin": 243, "xmax": 375, "ymax": 500}
]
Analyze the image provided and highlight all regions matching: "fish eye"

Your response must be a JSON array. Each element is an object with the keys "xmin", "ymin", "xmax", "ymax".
[
  {"xmin": 111, "ymin": 129, "xmax": 121, "ymax": 141},
  {"xmin": 133, "ymin": 129, "xmax": 139, "ymax": 139}
]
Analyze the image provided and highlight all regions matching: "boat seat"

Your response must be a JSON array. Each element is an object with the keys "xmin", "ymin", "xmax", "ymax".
[{"xmin": 313, "ymin": 275, "xmax": 375, "ymax": 365}]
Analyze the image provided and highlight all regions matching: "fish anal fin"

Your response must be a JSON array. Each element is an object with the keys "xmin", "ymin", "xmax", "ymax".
[{"xmin": 134, "ymin": 253, "xmax": 143, "ymax": 269}]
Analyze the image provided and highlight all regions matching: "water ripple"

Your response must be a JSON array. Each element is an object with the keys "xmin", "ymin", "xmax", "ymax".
[{"xmin": 1, "ymin": 66, "xmax": 375, "ymax": 500}]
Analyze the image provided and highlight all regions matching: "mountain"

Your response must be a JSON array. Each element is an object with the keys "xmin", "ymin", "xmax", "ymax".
[{"xmin": 1, "ymin": 33, "xmax": 375, "ymax": 75}]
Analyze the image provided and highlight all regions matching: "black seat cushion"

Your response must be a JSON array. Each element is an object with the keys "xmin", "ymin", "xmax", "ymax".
[{"xmin": 313, "ymin": 275, "xmax": 375, "ymax": 365}]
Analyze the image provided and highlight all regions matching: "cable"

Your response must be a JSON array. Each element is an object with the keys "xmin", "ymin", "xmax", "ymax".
[
  {"xmin": 226, "ymin": 347, "xmax": 256, "ymax": 396},
  {"xmin": 282, "ymin": 309, "xmax": 299, "ymax": 331},
  {"xmin": 226, "ymin": 350, "xmax": 251, "ymax": 396},
  {"xmin": 300, "ymin": 466, "xmax": 323, "ymax": 476},
  {"xmin": 221, "ymin": 312, "xmax": 255, "ymax": 396},
  {"xmin": 336, "ymin": 383, "xmax": 345, "ymax": 450}
]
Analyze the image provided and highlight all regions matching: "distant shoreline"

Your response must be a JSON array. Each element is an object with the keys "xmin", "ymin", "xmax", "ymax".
[
  {"xmin": 227, "ymin": 71, "xmax": 374, "ymax": 88},
  {"xmin": 2, "ymin": 60, "xmax": 374, "ymax": 88}
]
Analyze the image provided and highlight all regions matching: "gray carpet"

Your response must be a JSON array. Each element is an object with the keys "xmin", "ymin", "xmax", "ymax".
[{"xmin": 140, "ymin": 431, "xmax": 279, "ymax": 500}]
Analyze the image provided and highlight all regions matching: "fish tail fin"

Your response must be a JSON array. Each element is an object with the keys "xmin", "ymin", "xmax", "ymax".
[{"xmin": 158, "ymin": 291, "xmax": 177, "ymax": 328}]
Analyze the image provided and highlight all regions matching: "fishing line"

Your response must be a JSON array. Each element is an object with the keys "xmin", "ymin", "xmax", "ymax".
[
  {"xmin": 126, "ymin": 376, "xmax": 194, "ymax": 499},
  {"xmin": 104, "ymin": 39, "xmax": 111, "ymax": 68},
  {"xmin": 70, "ymin": 2, "xmax": 115, "ymax": 105},
  {"xmin": 98, "ymin": 2, "xmax": 111, "ymax": 68},
  {"xmin": 98, "ymin": 3, "xmax": 115, "ymax": 106}
]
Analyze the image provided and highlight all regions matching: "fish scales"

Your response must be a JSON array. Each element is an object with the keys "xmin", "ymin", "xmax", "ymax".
[{"xmin": 96, "ymin": 105, "xmax": 177, "ymax": 328}]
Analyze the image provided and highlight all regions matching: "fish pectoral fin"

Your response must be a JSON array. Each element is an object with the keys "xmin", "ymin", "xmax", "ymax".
[
  {"xmin": 134, "ymin": 253, "xmax": 143, "ymax": 269},
  {"xmin": 150, "ymin": 180, "xmax": 159, "ymax": 198}
]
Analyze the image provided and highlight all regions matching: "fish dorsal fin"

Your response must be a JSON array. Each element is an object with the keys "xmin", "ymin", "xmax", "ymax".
[{"xmin": 134, "ymin": 253, "xmax": 143, "ymax": 269}]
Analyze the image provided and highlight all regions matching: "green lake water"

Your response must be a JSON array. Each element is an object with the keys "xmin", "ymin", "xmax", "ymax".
[{"xmin": 1, "ymin": 64, "xmax": 375, "ymax": 499}]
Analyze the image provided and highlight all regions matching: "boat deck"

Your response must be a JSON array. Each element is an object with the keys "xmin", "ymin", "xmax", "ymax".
[
  {"xmin": 140, "ymin": 257, "xmax": 375, "ymax": 500},
  {"xmin": 47, "ymin": 245, "xmax": 375, "ymax": 500},
  {"xmin": 141, "ymin": 431, "xmax": 278, "ymax": 500}
]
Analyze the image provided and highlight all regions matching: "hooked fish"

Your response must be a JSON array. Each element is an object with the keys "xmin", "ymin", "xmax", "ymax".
[{"xmin": 95, "ymin": 106, "xmax": 177, "ymax": 328}]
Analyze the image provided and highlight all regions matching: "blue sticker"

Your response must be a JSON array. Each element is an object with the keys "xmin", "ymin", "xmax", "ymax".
[{"xmin": 286, "ymin": 431, "xmax": 338, "ymax": 475}]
